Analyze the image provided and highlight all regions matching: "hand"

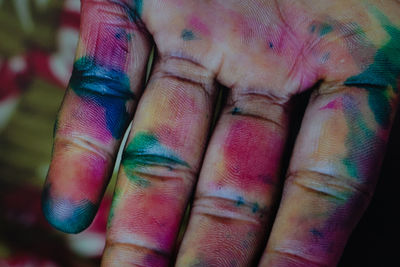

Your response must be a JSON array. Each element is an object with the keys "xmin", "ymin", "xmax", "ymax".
[{"xmin": 42, "ymin": 0, "xmax": 400, "ymax": 266}]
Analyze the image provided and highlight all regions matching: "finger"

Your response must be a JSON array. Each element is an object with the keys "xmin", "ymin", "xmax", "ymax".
[
  {"xmin": 260, "ymin": 84, "xmax": 398, "ymax": 266},
  {"xmin": 174, "ymin": 88, "xmax": 291, "ymax": 266},
  {"xmin": 102, "ymin": 55, "xmax": 218, "ymax": 266},
  {"xmin": 42, "ymin": 0, "xmax": 152, "ymax": 233},
  {"xmin": 260, "ymin": 8, "xmax": 400, "ymax": 265}
]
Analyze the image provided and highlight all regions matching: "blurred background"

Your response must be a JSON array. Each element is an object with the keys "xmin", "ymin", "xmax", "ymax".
[
  {"xmin": 0, "ymin": 0, "xmax": 114, "ymax": 266},
  {"xmin": 0, "ymin": 0, "xmax": 396, "ymax": 266}
]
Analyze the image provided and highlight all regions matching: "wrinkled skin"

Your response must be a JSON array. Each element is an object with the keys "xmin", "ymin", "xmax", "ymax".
[{"xmin": 42, "ymin": 0, "xmax": 400, "ymax": 266}]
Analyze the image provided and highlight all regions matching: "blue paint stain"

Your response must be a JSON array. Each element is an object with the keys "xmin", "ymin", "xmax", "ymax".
[
  {"xmin": 42, "ymin": 183, "xmax": 97, "ymax": 234},
  {"xmin": 310, "ymin": 24, "xmax": 316, "ymax": 33},
  {"xmin": 269, "ymin": 42, "xmax": 274, "ymax": 48},
  {"xmin": 181, "ymin": 29, "xmax": 196, "ymax": 41},
  {"xmin": 69, "ymin": 56, "xmax": 133, "ymax": 139}
]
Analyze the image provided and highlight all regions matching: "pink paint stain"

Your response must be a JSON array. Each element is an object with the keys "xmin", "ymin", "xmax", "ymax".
[
  {"xmin": 222, "ymin": 119, "xmax": 285, "ymax": 192},
  {"xmin": 189, "ymin": 15, "xmax": 211, "ymax": 37},
  {"xmin": 112, "ymin": 188, "xmax": 187, "ymax": 254},
  {"xmin": 48, "ymin": 151, "xmax": 109, "ymax": 203},
  {"xmin": 320, "ymin": 98, "xmax": 343, "ymax": 111}
]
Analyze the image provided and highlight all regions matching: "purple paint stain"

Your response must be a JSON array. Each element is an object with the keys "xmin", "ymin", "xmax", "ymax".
[
  {"xmin": 94, "ymin": 24, "xmax": 129, "ymax": 69},
  {"xmin": 144, "ymin": 253, "xmax": 168, "ymax": 267}
]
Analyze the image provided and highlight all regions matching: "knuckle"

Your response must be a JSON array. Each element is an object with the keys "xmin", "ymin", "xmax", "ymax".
[{"xmin": 227, "ymin": 88, "xmax": 290, "ymax": 129}]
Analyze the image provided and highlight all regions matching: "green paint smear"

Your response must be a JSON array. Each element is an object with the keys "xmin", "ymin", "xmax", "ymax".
[
  {"xmin": 181, "ymin": 29, "xmax": 196, "ymax": 41},
  {"xmin": 107, "ymin": 187, "xmax": 121, "ymax": 228},
  {"xmin": 344, "ymin": 11, "xmax": 400, "ymax": 128},
  {"xmin": 342, "ymin": 95, "xmax": 385, "ymax": 181},
  {"xmin": 122, "ymin": 132, "xmax": 189, "ymax": 187}
]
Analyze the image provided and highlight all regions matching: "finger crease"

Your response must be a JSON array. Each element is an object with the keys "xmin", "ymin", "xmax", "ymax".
[
  {"xmin": 55, "ymin": 135, "xmax": 113, "ymax": 161},
  {"xmin": 287, "ymin": 170, "xmax": 373, "ymax": 201},
  {"xmin": 106, "ymin": 240, "xmax": 170, "ymax": 259}
]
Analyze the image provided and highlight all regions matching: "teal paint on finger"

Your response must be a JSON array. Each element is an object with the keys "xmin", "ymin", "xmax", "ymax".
[
  {"xmin": 231, "ymin": 107, "xmax": 241, "ymax": 115},
  {"xmin": 235, "ymin": 196, "xmax": 245, "ymax": 207},
  {"xmin": 122, "ymin": 132, "xmax": 189, "ymax": 187},
  {"xmin": 234, "ymin": 196, "xmax": 262, "ymax": 214},
  {"xmin": 309, "ymin": 22, "xmax": 332, "ymax": 36},
  {"xmin": 69, "ymin": 56, "xmax": 133, "ymax": 139},
  {"xmin": 344, "ymin": 12, "xmax": 400, "ymax": 128},
  {"xmin": 181, "ymin": 29, "xmax": 196, "ymax": 41},
  {"xmin": 42, "ymin": 183, "xmax": 97, "ymax": 234},
  {"xmin": 341, "ymin": 95, "xmax": 385, "ymax": 180},
  {"xmin": 319, "ymin": 23, "xmax": 333, "ymax": 36},
  {"xmin": 252, "ymin": 203, "xmax": 259, "ymax": 213},
  {"xmin": 133, "ymin": 0, "xmax": 143, "ymax": 17}
]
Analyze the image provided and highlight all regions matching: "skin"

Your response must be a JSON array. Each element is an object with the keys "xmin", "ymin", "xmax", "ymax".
[{"xmin": 42, "ymin": 0, "xmax": 400, "ymax": 266}]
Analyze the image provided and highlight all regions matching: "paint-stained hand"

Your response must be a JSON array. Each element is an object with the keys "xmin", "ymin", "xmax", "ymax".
[{"xmin": 42, "ymin": 0, "xmax": 400, "ymax": 266}]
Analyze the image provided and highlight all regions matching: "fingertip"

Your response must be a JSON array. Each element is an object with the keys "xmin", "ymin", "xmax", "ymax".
[{"xmin": 41, "ymin": 183, "xmax": 97, "ymax": 234}]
